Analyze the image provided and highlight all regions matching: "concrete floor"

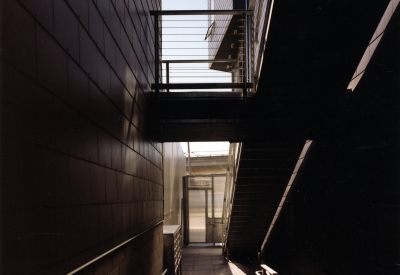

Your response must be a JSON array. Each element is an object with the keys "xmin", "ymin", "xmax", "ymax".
[{"xmin": 181, "ymin": 244, "xmax": 260, "ymax": 275}]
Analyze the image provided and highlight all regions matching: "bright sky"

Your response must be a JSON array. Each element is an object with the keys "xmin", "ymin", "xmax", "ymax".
[
  {"xmin": 162, "ymin": 0, "xmax": 230, "ymax": 157},
  {"xmin": 162, "ymin": 0, "xmax": 207, "ymax": 10},
  {"xmin": 180, "ymin": 141, "xmax": 230, "ymax": 157},
  {"xmin": 161, "ymin": 0, "xmax": 231, "ymax": 87}
]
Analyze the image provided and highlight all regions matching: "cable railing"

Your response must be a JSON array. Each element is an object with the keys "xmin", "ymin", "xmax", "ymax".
[
  {"xmin": 251, "ymin": 0, "xmax": 273, "ymax": 91},
  {"xmin": 221, "ymin": 142, "xmax": 241, "ymax": 258},
  {"xmin": 150, "ymin": 10, "xmax": 253, "ymax": 99}
]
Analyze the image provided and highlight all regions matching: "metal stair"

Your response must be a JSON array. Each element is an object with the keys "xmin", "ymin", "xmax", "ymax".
[{"xmin": 222, "ymin": 141, "xmax": 304, "ymax": 257}]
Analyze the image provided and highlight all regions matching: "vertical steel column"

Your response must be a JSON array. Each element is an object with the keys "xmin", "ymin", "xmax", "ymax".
[
  {"xmin": 242, "ymin": 12, "xmax": 247, "ymax": 100},
  {"xmin": 155, "ymin": 14, "xmax": 160, "ymax": 95},
  {"xmin": 249, "ymin": 12, "xmax": 254, "ymax": 92},
  {"xmin": 187, "ymin": 142, "xmax": 192, "ymax": 175},
  {"xmin": 166, "ymin": 62, "xmax": 170, "ymax": 93},
  {"xmin": 211, "ymin": 176, "xmax": 215, "ymax": 246},
  {"xmin": 231, "ymin": 60, "xmax": 235, "ymax": 92}
]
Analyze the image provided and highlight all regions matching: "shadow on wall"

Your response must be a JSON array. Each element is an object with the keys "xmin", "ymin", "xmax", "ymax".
[{"xmin": 1, "ymin": 0, "xmax": 165, "ymax": 274}]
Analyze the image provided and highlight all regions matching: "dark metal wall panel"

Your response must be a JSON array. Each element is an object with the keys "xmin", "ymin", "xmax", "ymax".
[
  {"xmin": 0, "ymin": 0, "xmax": 163, "ymax": 274},
  {"xmin": 263, "ymin": 8, "xmax": 400, "ymax": 273},
  {"xmin": 90, "ymin": 163, "xmax": 107, "ymax": 203},
  {"xmin": 37, "ymin": 26, "xmax": 69, "ymax": 101},
  {"xmin": 54, "ymin": 0, "xmax": 80, "ymax": 61},
  {"xmin": 1, "ymin": 0, "xmax": 36, "ymax": 76}
]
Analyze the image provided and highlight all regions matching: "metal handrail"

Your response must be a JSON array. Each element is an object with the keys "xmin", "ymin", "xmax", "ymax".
[
  {"xmin": 67, "ymin": 221, "xmax": 164, "ymax": 275},
  {"xmin": 221, "ymin": 143, "xmax": 242, "ymax": 255},
  {"xmin": 150, "ymin": 10, "xmax": 253, "ymax": 16},
  {"xmin": 151, "ymin": 83, "xmax": 253, "ymax": 90},
  {"xmin": 162, "ymin": 59, "xmax": 236, "ymax": 63},
  {"xmin": 159, "ymin": 59, "xmax": 252, "ymax": 92},
  {"xmin": 221, "ymin": 146, "xmax": 234, "ymax": 253},
  {"xmin": 150, "ymin": 9, "xmax": 253, "ymax": 98},
  {"xmin": 252, "ymin": 0, "xmax": 274, "ymax": 92}
]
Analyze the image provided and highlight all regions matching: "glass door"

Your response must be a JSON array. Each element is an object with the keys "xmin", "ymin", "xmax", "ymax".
[
  {"xmin": 212, "ymin": 176, "xmax": 225, "ymax": 243},
  {"xmin": 188, "ymin": 190, "xmax": 206, "ymax": 242},
  {"xmin": 186, "ymin": 175, "xmax": 226, "ymax": 244}
]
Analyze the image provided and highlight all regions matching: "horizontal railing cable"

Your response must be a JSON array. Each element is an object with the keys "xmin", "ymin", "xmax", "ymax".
[
  {"xmin": 150, "ymin": 9, "xmax": 252, "ymax": 15},
  {"xmin": 151, "ymin": 10, "xmax": 252, "ymax": 96}
]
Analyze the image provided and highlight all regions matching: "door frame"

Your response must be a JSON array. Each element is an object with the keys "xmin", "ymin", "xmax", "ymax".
[{"xmin": 183, "ymin": 174, "xmax": 226, "ymax": 245}]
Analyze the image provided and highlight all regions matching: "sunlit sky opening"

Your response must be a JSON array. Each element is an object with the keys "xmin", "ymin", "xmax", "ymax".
[
  {"xmin": 163, "ymin": 0, "xmax": 207, "ymax": 10},
  {"xmin": 162, "ymin": 0, "xmax": 231, "ymax": 90},
  {"xmin": 180, "ymin": 142, "xmax": 230, "ymax": 157},
  {"xmin": 163, "ymin": 0, "xmax": 231, "ymax": 157}
]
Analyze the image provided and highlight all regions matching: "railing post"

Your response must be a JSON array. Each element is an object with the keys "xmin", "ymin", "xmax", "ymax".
[
  {"xmin": 166, "ymin": 62, "xmax": 170, "ymax": 93},
  {"xmin": 250, "ymin": 12, "xmax": 254, "ymax": 92},
  {"xmin": 155, "ymin": 14, "xmax": 160, "ymax": 95},
  {"xmin": 243, "ymin": 12, "xmax": 247, "ymax": 100},
  {"xmin": 231, "ymin": 60, "xmax": 235, "ymax": 91}
]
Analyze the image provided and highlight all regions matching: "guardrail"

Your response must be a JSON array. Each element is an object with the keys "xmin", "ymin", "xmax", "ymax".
[
  {"xmin": 149, "ymin": 10, "xmax": 253, "ymax": 99},
  {"xmin": 251, "ymin": 0, "xmax": 274, "ymax": 91},
  {"xmin": 66, "ymin": 221, "xmax": 163, "ymax": 275},
  {"xmin": 221, "ymin": 143, "xmax": 241, "ymax": 258}
]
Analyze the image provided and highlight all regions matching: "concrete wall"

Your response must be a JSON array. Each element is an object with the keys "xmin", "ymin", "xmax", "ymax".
[
  {"xmin": 0, "ymin": 0, "xmax": 165, "ymax": 274},
  {"xmin": 163, "ymin": 143, "xmax": 186, "ymax": 226},
  {"xmin": 208, "ymin": 0, "xmax": 232, "ymax": 59},
  {"xmin": 186, "ymin": 156, "xmax": 228, "ymax": 175}
]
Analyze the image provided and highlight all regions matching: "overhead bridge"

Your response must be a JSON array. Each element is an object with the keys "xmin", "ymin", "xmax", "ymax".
[
  {"xmin": 147, "ymin": 1, "xmax": 400, "ymax": 270},
  {"xmin": 146, "ymin": 9, "xmax": 268, "ymax": 142},
  {"xmin": 145, "ymin": 7, "xmax": 348, "ymax": 142},
  {"xmin": 146, "ymin": 91, "xmax": 316, "ymax": 142}
]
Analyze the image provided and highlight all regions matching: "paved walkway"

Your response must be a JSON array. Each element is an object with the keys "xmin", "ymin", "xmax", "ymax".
[{"xmin": 181, "ymin": 244, "xmax": 259, "ymax": 275}]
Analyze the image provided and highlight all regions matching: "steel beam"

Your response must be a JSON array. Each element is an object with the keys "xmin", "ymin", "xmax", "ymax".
[
  {"xmin": 151, "ymin": 83, "xmax": 253, "ymax": 90},
  {"xmin": 150, "ymin": 10, "xmax": 253, "ymax": 16},
  {"xmin": 163, "ymin": 59, "xmax": 236, "ymax": 63}
]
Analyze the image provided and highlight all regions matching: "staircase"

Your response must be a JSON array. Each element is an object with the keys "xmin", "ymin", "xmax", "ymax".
[{"xmin": 223, "ymin": 141, "xmax": 305, "ymax": 257}]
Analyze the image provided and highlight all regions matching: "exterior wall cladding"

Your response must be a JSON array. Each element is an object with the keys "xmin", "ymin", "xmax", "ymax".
[
  {"xmin": 209, "ymin": 0, "xmax": 245, "ymax": 59},
  {"xmin": 163, "ymin": 143, "xmax": 186, "ymax": 226},
  {"xmin": 0, "ymin": 0, "xmax": 180, "ymax": 274}
]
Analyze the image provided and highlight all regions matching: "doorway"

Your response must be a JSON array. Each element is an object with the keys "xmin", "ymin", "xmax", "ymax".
[{"xmin": 184, "ymin": 175, "xmax": 226, "ymax": 245}]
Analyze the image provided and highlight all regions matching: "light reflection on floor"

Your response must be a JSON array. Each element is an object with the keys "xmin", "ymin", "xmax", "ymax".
[
  {"xmin": 181, "ymin": 243, "xmax": 259, "ymax": 275},
  {"xmin": 227, "ymin": 262, "xmax": 247, "ymax": 275}
]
